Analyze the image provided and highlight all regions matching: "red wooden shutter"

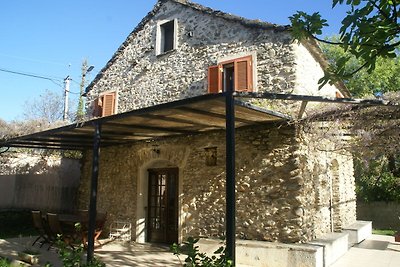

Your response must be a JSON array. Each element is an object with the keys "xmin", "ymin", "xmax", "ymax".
[
  {"xmin": 208, "ymin": 65, "xmax": 221, "ymax": 93},
  {"xmin": 234, "ymin": 56, "xmax": 253, "ymax": 92},
  {"xmin": 101, "ymin": 93, "xmax": 116, "ymax": 116}
]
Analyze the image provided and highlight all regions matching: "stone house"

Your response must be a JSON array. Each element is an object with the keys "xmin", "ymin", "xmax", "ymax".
[{"xmin": 77, "ymin": 0, "xmax": 358, "ymax": 249}]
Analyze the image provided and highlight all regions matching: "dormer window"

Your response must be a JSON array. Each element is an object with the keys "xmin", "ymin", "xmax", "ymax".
[{"xmin": 156, "ymin": 19, "xmax": 178, "ymax": 55}]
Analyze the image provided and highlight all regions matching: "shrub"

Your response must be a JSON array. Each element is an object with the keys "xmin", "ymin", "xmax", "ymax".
[{"xmin": 171, "ymin": 237, "xmax": 233, "ymax": 267}]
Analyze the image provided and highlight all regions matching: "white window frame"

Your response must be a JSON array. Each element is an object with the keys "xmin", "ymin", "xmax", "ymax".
[{"xmin": 156, "ymin": 19, "xmax": 178, "ymax": 55}]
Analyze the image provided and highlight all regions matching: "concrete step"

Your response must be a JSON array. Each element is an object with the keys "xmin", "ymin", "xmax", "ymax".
[
  {"xmin": 198, "ymin": 238, "xmax": 324, "ymax": 267},
  {"xmin": 308, "ymin": 232, "xmax": 349, "ymax": 267},
  {"xmin": 342, "ymin": 220, "xmax": 372, "ymax": 246}
]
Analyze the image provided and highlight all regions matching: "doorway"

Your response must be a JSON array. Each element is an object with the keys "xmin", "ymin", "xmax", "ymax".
[{"xmin": 147, "ymin": 168, "xmax": 179, "ymax": 244}]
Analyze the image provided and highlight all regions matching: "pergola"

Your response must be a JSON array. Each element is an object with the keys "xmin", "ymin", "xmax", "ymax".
[{"xmin": 0, "ymin": 91, "xmax": 385, "ymax": 264}]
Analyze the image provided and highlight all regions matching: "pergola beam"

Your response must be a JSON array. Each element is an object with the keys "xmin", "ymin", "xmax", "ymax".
[{"xmin": 235, "ymin": 91, "xmax": 387, "ymax": 105}]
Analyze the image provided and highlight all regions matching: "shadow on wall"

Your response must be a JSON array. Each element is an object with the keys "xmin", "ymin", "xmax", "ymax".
[{"xmin": 0, "ymin": 157, "xmax": 81, "ymax": 212}]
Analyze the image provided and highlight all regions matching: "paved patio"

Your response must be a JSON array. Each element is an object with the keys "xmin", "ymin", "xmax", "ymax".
[
  {"xmin": 0, "ymin": 236, "xmax": 181, "ymax": 266},
  {"xmin": 1, "ymin": 234, "xmax": 399, "ymax": 266},
  {"xmin": 331, "ymin": 234, "xmax": 400, "ymax": 267}
]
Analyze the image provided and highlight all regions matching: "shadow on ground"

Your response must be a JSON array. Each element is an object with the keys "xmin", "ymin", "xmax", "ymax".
[{"xmin": 0, "ymin": 236, "xmax": 181, "ymax": 267}]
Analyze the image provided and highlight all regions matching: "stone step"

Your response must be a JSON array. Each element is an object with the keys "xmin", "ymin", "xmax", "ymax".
[
  {"xmin": 342, "ymin": 220, "xmax": 372, "ymax": 246},
  {"xmin": 198, "ymin": 238, "xmax": 324, "ymax": 267},
  {"xmin": 308, "ymin": 232, "xmax": 349, "ymax": 267}
]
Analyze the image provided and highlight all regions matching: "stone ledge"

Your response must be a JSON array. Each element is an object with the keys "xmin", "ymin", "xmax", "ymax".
[
  {"xmin": 198, "ymin": 238, "xmax": 324, "ymax": 267},
  {"xmin": 308, "ymin": 232, "xmax": 349, "ymax": 267},
  {"xmin": 342, "ymin": 220, "xmax": 372, "ymax": 246}
]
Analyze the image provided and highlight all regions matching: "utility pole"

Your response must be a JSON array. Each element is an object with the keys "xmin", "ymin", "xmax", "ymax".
[{"xmin": 63, "ymin": 76, "xmax": 71, "ymax": 121}]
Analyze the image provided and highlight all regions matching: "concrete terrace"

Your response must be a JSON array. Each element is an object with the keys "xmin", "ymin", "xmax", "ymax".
[{"xmin": 1, "ymin": 235, "xmax": 400, "ymax": 266}]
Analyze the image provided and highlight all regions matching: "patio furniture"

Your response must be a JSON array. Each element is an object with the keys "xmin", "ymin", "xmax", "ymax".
[
  {"xmin": 47, "ymin": 213, "xmax": 76, "ymax": 249},
  {"xmin": 31, "ymin": 210, "xmax": 51, "ymax": 247},
  {"xmin": 109, "ymin": 221, "xmax": 131, "ymax": 241},
  {"xmin": 81, "ymin": 212, "xmax": 107, "ymax": 247}
]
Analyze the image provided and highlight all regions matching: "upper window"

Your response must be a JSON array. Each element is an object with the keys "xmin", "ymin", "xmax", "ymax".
[
  {"xmin": 93, "ymin": 92, "xmax": 116, "ymax": 117},
  {"xmin": 156, "ymin": 19, "xmax": 177, "ymax": 55},
  {"xmin": 208, "ymin": 56, "xmax": 253, "ymax": 93}
]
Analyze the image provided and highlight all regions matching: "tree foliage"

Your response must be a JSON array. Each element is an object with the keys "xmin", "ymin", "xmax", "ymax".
[
  {"xmin": 320, "ymin": 36, "xmax": 400, "ymax": 97},
  {"xmin": 290, "ymin": 0, "xmax": 399, "ymax": 88},
  {"xmin": 355, "ymin": 154, "xmax": 400, "ymax": 202}
]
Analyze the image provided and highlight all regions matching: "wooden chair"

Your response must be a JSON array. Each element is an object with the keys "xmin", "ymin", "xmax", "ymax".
[
  {"xmin": 47, "ymin": 213, "xmax": 75, "ymax": 249},
  {"xmin": 31, "ymin": 211, "xmax": 50, "ymax": 247},
  {"xmin": 82, "ymin": 212, "xmax": 107, "ymax": 248}
]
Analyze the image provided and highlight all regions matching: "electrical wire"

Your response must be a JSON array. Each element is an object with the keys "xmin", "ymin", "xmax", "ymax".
[
  {"xmin": 0, "ymin": 67, "xmax": 64, "ymax": 88},
  {"xmin": 0, "ymin": 66, "xmax": 85, "ymax": 95}
]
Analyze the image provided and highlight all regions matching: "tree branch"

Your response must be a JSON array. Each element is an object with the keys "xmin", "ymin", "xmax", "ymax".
[{"xmin": 370, "ymin": 0, "xmax": 392, "ymax": 22}]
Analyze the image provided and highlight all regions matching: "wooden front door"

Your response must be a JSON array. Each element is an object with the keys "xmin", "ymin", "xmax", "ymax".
[{"xmin": 147, "ymin": 168, "xmax": 178, "ymax": 244}]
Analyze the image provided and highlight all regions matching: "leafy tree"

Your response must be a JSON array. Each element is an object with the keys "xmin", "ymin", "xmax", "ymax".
[
  {"xmin": 76, "ymin": 59, "xmax": 89, "ymax": 121},
  {"xmin": 320, "ymin": 36, "xmax": 400, "ymax": 97},
  {"xmin": 290, "ymin": 0, "xmax": 399, "ymax": 88},
  {"xmin": 355, "ymin": 154, "xmax": 400, "ymax": 202},
  {"xmin": 23, "ymin": 88, "xmax": 73, "ymax": 124}
]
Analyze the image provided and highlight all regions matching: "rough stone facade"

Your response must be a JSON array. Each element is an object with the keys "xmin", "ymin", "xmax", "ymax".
[
  {"xmin": 297, "ymin": 123, "xmax": 356, "ymax": 238},
  {"xmin": 85, "ymin": 0, "xmax": 343, "ymax": 116},
  {"xmin": 79, "ymin": 0, "xmax": 356, "ymax": 244},
  {"xmin": 78, "ymin": 123, "xmax": 355, "ymax": 243}
]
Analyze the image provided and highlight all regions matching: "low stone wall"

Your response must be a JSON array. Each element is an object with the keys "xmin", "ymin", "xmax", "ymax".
[{"xmin": 357, "ymin": 201, "xmax": 400, "ymax": 230}]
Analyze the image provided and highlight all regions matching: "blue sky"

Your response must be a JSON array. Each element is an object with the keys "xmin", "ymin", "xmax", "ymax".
[{"xmin": 0, "ymin": 0, "xmax": 349, "ymax": 122}]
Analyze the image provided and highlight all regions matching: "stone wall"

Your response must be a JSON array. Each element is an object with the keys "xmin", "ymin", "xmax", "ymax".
[
  {"xmin": 78, "ymin": 123, "xmax": 350, "ymax": 243},
  {"xmin": 357, "ymin": 201, "xmax": 400, "ymax": 230},
  {"xmin": 86, "ymin": 0, "xmax": 337, "ymax": 116},
  {"xmin": 297, "ymin": 123, "xmax": 356, "ymax": 238},
  {"xmin": 78, "ymin": 0, "xmax": 355, "ymax": 245}
]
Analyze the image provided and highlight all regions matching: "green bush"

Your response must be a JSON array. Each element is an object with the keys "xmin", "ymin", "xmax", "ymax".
[
  {"xmin": 0, "ymin": 210, "xmax": 36, "ymax": 239},
  {"xmin": 0, "ymin": 257, "xmax": 11, "ymax": 267},
  {"xmin": 56, "ymin": 237, "xmax": 105, "ymax": 267},
  {"xmin": 171, "ymin": 237, "xmax": 233, "ymax": 267},
  {"xmin": 355, "ymin": 155, "xmax": 400, "ymax": 202}
]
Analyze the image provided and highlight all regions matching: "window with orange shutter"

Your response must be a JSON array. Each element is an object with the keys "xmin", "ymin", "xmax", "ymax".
[
  {"xmin": 207, "ymin": 55, "xmax": 253, "ymax": 93},
  {"xmin": 92, "ymin": 92, "xmax": 116, "ymax": 117}
]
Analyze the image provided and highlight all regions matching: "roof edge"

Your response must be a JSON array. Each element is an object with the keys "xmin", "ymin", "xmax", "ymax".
[{"xmin": 84, "ymin": 0, "xmax": 289, "ymax": 95}]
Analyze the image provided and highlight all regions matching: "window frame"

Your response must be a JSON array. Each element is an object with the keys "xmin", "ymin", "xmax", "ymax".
[
  {"xmin": 156, "ymin": 19, "xmax": 178, "ymax": 55},
  {"xmin": 207, "ymin": 55, "xmax": 255, "ymax": 93}
]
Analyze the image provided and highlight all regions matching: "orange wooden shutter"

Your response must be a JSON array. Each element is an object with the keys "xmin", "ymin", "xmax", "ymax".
[
  {"xmin": 208, "ymin": 65, "xmax": 221, "ymax": 93},
  {"xmin": 234, "ymin": 56, "xmax": 253, "ymax": 92},
  {"xmin": 101, "ymin": 93, "xmax": 116, "ymax": 116}
]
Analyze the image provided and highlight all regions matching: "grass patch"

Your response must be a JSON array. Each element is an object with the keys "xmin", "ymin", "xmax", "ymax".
[
  {"xmin": 0, "ymin": 210, "xmax": 36, "ymax": 239},
  {"xmin": 372, "ymin": 229, "xmax": 397, "ymax": 236}
]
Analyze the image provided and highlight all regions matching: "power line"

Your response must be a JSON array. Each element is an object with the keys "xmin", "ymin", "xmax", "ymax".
[{"xmin": 0, "ymin": 67, "xmax": 64, "ymax": 87}]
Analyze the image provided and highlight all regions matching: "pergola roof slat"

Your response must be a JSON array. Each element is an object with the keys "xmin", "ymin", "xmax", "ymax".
[{"xmin": 0, "ymin": 94, "xmax": 288, "ymax": 150}]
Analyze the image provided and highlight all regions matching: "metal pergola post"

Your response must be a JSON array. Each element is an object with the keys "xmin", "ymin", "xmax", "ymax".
[
  {"xmin": 225, "ymin": 91, "xmax": 236, "ymax": 264},
  {"xmin": 87, "ymin": 123, "xmax": 101, "ymax": 263}
]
